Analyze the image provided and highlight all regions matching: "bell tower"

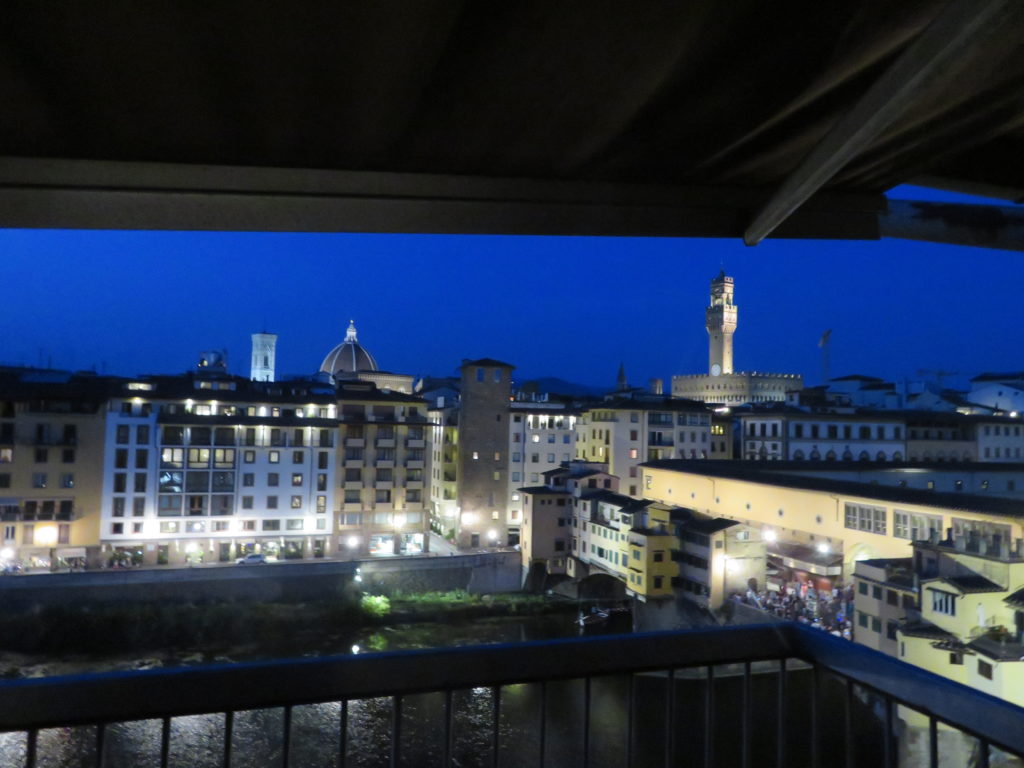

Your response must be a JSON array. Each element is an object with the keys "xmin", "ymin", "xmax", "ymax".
[
  {"xmin": 250, "ymin": 332, "xmax": 277, "ymax": 382},
  {"xmin": 706, "ymin": 271, "xmax": 737, "ymax": 376}
]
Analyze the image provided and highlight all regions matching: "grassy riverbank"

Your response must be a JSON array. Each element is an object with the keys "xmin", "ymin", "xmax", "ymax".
[{"xmin": 0, "ymin": 591, "xmax": 573, "ymax": 661}]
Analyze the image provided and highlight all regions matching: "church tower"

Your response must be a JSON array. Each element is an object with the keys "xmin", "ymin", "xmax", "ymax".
[
  {"xmin": 705, "ymin": 271, "xmax": 737, "ymax": 376},
  {"xmin": 250, "ymin": 332, "xmax": 278, "ymax": 382}
]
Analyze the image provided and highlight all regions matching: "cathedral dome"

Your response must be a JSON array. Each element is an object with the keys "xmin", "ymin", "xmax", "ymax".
[{"xmin": 320, "ymin": 321, "xmax": 379, "ymax": 377}]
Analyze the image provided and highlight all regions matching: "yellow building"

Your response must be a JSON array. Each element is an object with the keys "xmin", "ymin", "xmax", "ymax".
[
  {"xmin": 0, "ymin": 370, "xmax": 109, "ymax": 568},
  {"xmin": 641, "ymin": 460, "xmax": 1024, "ymax": 589},
  {"xmin": 898, "ymin": 537, "xmax": 1024, "ymax": 708}
]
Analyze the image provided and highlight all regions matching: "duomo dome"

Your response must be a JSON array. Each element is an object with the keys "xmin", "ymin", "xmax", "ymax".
[{"xmin": 320, "ymin": 320, "xmax": 378, "ymax": 378}]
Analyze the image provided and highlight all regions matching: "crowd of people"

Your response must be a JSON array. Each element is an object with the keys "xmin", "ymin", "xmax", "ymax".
[{"xmin": 733, "ymin": 580, "xmax": 856, "ymax": 640}]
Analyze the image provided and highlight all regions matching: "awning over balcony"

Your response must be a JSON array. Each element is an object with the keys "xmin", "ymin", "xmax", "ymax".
[{"xmin": 1, "ymin": 1, "xmax": 1023, "ymax": 245}]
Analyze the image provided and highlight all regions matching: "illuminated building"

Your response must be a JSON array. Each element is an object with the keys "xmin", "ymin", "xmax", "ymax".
[
  {"xmin": 642, "ymin": 460, "xmax": 1024, "ymax": 588},
  {"xmin": 0, "ymin": 368, "xmax": 107, "ymax": 568},
  {"xmin": 672, "ymin": 271, "xmax": 803, "ymax": 404},
  {"xmin": 574, "ymin": 392, "xmax": 713, "ymax": 497}
]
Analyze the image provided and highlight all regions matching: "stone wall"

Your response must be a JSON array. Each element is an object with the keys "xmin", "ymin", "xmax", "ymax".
[{"xmin": 0, "ymin": 552, "xmax": 521, "ymax": 612}]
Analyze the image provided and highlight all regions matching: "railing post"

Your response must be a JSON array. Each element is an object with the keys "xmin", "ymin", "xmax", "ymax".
[
  {"xmin": 777, "ymin": 658, "xmax": 787, "ymax": 768},
  {"xmin": 742, "ymin": 661, "xmax": 752, "ymax": 768},
  {"xmin": 704, "ymin": 666, "xmax": 715, "ymax": 768},
  {"xmin": 390, "ymin": 696, "xmax": 402, "ymax": 768},
  {"xmin": 491, "ymin": 686, "xmax": 501, "ymax": 768},
  {"xmin": 582, "ymin": 677, "xmax": 591, "ymax": 768},
  {"xmin": 223, "ymin": 711, "xmax": 234, "ymax": 768},
  {"xmin": 929, "ymin": 717, "xmax": 938, "ymax": 768},
  {"xmin": 664, "ymin": 669, "xmax": 675, "ymax": 768}
]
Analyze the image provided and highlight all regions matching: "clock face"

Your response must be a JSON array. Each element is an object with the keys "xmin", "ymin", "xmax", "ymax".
[{"xmin": 711, "ymin": 364, "xmax": 721, "ymax": 376}]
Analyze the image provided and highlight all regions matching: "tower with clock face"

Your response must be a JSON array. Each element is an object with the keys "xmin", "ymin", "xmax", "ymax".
[{"xmin": 706, "ymin": 270, "xmax": 737, "ymax": 376}]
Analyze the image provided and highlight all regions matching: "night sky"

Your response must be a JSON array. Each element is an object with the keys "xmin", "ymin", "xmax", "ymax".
[{"xmin": 1, "ymin": 186, "xmax": 1020, "ymax": 393}]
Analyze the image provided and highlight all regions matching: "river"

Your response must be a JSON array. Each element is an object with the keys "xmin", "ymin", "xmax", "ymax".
[{"xmin": 0, "ymin": 610, "xmax": 637, "ymax": 768}]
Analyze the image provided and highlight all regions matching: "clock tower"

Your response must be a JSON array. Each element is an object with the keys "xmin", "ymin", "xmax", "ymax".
[{"xmin": 706, "ymin": 270, "xmax": 737, "ymax": 376}]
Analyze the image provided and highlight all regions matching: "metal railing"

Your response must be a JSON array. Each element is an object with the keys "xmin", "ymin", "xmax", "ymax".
[{"xmin": 0, "ymin": 623, "xmax": 1022, "ymax": 767}]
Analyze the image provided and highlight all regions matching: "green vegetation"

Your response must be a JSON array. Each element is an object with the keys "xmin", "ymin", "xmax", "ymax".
[{"xmin": 360, "ymin": 594, "xmax": 391, "ymax": 618}]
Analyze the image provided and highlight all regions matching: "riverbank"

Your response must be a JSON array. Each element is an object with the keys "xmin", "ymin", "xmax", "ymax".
[{"xmin": 0, "ymin": 591, "xmax": 586, "ymax": 677}]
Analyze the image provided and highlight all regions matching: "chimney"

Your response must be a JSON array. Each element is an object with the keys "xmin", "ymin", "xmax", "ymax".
[{"xmin": 649, "ymin": 378, "xmax": 664, "ymax": 395}]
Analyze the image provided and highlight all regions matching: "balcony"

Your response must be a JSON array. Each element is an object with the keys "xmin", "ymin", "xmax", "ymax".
[
  {"xmin": 375, "ymin": 438, "xmax": 396, "ymax": 449},
  {"xmin": 1, "ymin": 623, "xmax": 1020, "ymax": 767},
  {"xmin": 405, "ymin": 459, "xmax": 425, "ymax": 470},
  {"xmin": 406, "ymin": 438, "xmax": 426, "ymax": 449},
  {"xmin": 344, "ymin": 438, "xmax": 365, "ymax": 448},
  {"xmin": 375, "ymin": 460, "xmax": 395, "ymax": 469},
  {"xmin": 374, "ymin": 481, "xmax": 394, "ymax": 490},
  {"xmin": 343, "ymin": 480, "xmax": 363, "ymax": 490},
  {"xmin": 343, "ymin": 459, "xmax": 364, "ymax": 469}
]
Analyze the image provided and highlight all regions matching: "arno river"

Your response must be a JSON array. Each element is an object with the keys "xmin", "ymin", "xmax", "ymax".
[{"xmin": 0, "ymin": 611, "xmax": 640, "ymax": 768}]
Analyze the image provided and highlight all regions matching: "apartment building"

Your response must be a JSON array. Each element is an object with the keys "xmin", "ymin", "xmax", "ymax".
[
  {"xmin": 507, "ymin": 399, "xmax": 577, "ymax": 546},
  {"xmin": 852, "ymin": 557, "xmax": 916, "ymax": 656},
  {"xmin": 0, "ymin": 368, "xmax": 109, "ymax": 567},
  {"xmin": 575, "ymin": 393, "xmax": 712, "ymax": 497},
  {"xmin": 897, "ymin": 534, "xmax": 1024, "ymax": 708},
  {"xmin": 100, "ymin": 370, "xmax": 340, "ymax": 565}
]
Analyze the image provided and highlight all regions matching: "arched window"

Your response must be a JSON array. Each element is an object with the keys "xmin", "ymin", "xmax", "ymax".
[
  {"xmin": 858, "ymin": 451, "xmax": 870, "ymax": 461},
  {"xmin": 893, "ymin": 452, "xmax": 903, "ymax": 462},
  {"xmin": 825, "ymin": 450, "xmax": 837, "ymax": 461},
  {"xmin": 876, "ymin": 451, "xmax": 886, "ymax": 461},
  {"xmin": 793, "ymin": 450, "xmax": 805, "ymax": 460}
]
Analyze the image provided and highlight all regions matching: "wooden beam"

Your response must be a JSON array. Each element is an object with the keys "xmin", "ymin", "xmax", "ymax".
[{"xmin": 744, "ymin": 0, "xmax": 1016, "ymax": 246}]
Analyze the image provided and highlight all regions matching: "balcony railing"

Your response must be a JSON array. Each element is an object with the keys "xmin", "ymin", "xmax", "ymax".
[{"xmin": 0, "ymin": 623, "xmax": 1022, "ymax": 767}]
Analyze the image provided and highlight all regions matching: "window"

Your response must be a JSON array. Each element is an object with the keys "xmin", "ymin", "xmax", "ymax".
[
  {"xmin": 886, "ymin": 621, "xmax": 898, "ymax": 640},
  {"xmin": 293, "ymin": 451, "xmax": 304, "ymax": 464},
  {"xmin": 135, "ymin": 449, "xmax": 149, "ymax": 469},
  {"xmin": 112, "ymin": 498, "xmax": 126, "ymax": 517},
  {"xmin": 893, "ymin": 510, "xmax": 942, "ymax": 541},
  {"xmin": 287, "ymin": 518, "xmax": 304, "ymax": 530},
  {"xmin": 111, "ymin": 523, "xmax": 124, "ymax": 535},
  {"xmin": 134, "ymin": 473, "xmax": 147, "ymax": 492},
  {"xmin": 978, "ymin": 660, "xmax": 993, "ymax": 680},
  {"xmin": 158, "ymin": 495, "xmax": 182, "ymax": 516},
  {"xmin": 33, "ymin": 473, "xmax": 47, "ymax": 489},
  {"xmin": 133, "ymin": 497, "xmax": 145, "ymax": 516},
  {"xmin": 268, "ymin": 473, "xmax": 279, "ymax": 487},
  {"xmin": 34, "ymin": 448, "xmax": 48, "ymax": 463},
  {"xmin": 269, "ymin": 451, "xmax": 280, "ymax": 463},
  {"xmin": 844, "ymin": 503, "xmax": 886, "ymax": 535},
  {"xmin": 262, "ymin": 520, "xmax": 281, "ymax": 531},
  {"xmin": 267, "ymin": 496, "xmax": 278, "ymax": 509},
  {"xmin": 950, "ymin": 653, "xmax": 963, "ymax": 665},
  {"xmin": 244, "ymin": 450, "xmax": 256, "ymax": 463},
  {"xmin": 291, "ymin": 473, "xmax": 303, "ymax": 486},
  {"xmin": 116, "ymin": 425, "xmax": 130, "ymax": 444},
  {"xmin": 872, "ymin": 585, "xmax": 882, "ymax": 600},
  {"xmin": 62, "ymin": 448, "xmax": 75, "ymax": 463},
  {"xmin": 60, "ymin": 473, "xmax": 74, "ymax": 488},
  {"xmin": 242, "ymin": 496, "xmax": 254, "ymax": 509},
  {"xmin": 115, "ymin": 449, "xmax": 129, "ymax": 469},
  {"xmin": 886, "ymin": 590, "xmax": 898, "ymax": 606},
  {"xmin": 291, "ymin": 495, "xmax": 303, "ymax": 509},
  {"xmin": 0, "ymin": 474, "xmax": 8, "ymax": 489},
  {"xmin": 931, "ymin": 590, "xmax": 956, "ymax": 616}
]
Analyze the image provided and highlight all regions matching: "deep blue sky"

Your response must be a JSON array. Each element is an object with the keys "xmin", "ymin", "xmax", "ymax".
[{"xmin": 1, "ymin": 186, "xmax": 1020, "ymax": 392}]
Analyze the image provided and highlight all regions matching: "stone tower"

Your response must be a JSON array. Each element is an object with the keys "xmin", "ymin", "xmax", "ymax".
[
  {"xmin": 706, "ymin": 270, "xmax": 737, "ymax": 376},
  {"xmin": 250, "ymin": 332, "xmax": 278, "ymax": 382},
  {"xmin": 456, "ymin": 358, "xmax": 514, "ymax": 548}
]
